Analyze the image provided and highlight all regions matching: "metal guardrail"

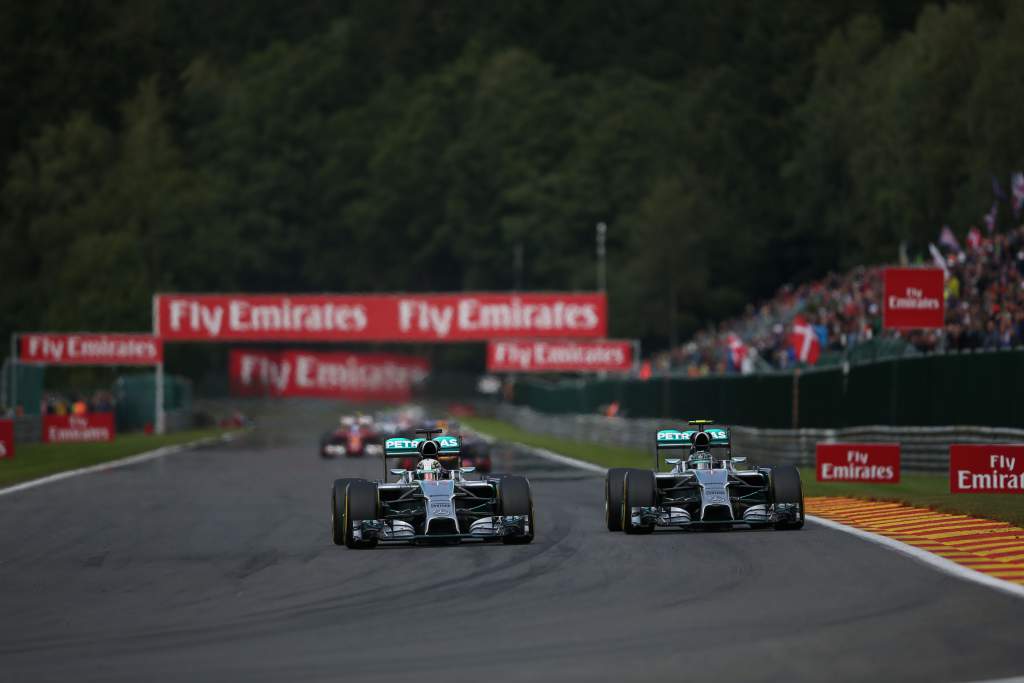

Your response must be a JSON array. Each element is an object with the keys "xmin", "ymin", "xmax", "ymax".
[{"xmin": 494, "ymin": 404, "xmax": 1024, "ymax": 472}]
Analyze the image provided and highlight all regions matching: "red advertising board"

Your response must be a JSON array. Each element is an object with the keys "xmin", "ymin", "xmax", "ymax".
[
  {"xmin": 0, "ymin": 419, "xmax": 13, "ymax": 458},
  {"xmin": 883, "ymin": 268, "xmax": 945, "ymax": 329},
  {"xmin": 486, "ymin": 339, "xmax": 634, "ymax": 373},
  {"xmin": 155, "ymin": 292, "xmax": 607, "ymax": 342},
  {"xmin": 816, "ymin": 443, "xmax": 900, "ymax": 483},
  {"xmin": 229, "ymin": 349, "xmax": 429, "ymax": 402},
  {"xmin": 949, "ymin": 444, "xmax": 1024, "ymax": 494},
  {"xmin": 19, "ymin": 333, "xmax": 163, "ymax": 365},
  {"xmin": 41, "ymin": 414, "xmax": 115, "ymax": 443}
]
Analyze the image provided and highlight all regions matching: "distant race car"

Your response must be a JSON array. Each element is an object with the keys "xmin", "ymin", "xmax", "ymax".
[
  {"xmin": 319, "ymin": 415, "xmax": 383, "ymax": 458},
  {"xmin": 331, "ymin": 429, "xmax": 534, "ymax": 548},
  {"xmin": 605, "ymin": 419, "xmax": 804, "ymax": 533}
]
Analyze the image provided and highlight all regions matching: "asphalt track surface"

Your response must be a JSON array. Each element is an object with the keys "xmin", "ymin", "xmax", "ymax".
[{"xmin": 1, "ymin": 404, "xmax": 1022, "ymax": 683}]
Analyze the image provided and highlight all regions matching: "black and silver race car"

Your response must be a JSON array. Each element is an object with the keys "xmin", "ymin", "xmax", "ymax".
[
  {"xmin": 605, "ymin": 420, "xmax": 804, "ymax": 533},
  {"xmin": 331, "ymin": 429, "xmax": 534, "ymax": 548}
]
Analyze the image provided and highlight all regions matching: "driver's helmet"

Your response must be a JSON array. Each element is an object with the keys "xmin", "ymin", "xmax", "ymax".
[
  {"xmin": 689, "ymin": 431, "xmax": 714, "ymax": 470},
  {"xmin": 416, "ymin": 458, "xmax": 443, "ymax": 481}
]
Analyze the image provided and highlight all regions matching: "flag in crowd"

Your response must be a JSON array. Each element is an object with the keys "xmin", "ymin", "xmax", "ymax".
[
  {"xmin": 983, "ymin": 202, "xmax": 998, "ymax": 234},
  {"xmin": 939, "ymin": 225, "xmax": 961, "ymax": 252},
  {"xmin": 1012, "ymin": 171, "xmax": 1024, "ymax": 219},
  {"xmin": 788, "ymin": 315, "xmax": 821, "ymax": 366},
  {"xmin": 928, "ymin": 243, "xmax": 949, "ymax": 275},
  {"xmin": 966, "ymin": 226, "xmax": 982, "ymax": 250},
  {"xmin": 726, "ymin": 333, "xmax": 747, "ymax": 370}
]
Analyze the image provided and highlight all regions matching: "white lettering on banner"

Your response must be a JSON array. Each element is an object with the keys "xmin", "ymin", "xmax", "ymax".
[
  {"xmin": 398, "ymin": 300, "xmax": 454, "ymax": 337},
  {"xmin": 954, "ymin": 453, "xmax": 1024, "ymax": 492},
  {"xmin": 821, "ymin": 463, "xmax": 896, "ymax": 481},
  {"xmin": 491, "ymin": 340, "xmax": 627, "ymax": 370},
  {"xmin": 0, "ymin": 441, "xmax": 6, "ymax": 457},
  {"xmin": 887, "ymin": 286, "xmax": 941, "ymax": 311},
  {"xmin": 238, "ymin": 354, "xmax": 291, "ymax": 393},
  {"xmin": 957, "ymin": 471, "xmax": 1024, "ymax": 491},
  {"xmin": 295, "ymin": 354, "xmax": 429, "ymax": 392},
  {"xmin": 46, "ymin": 417, "xmax": 112, "ymax": 442}
]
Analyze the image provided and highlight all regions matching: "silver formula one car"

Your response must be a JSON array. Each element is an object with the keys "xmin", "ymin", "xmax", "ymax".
[
  {"xmin": 605, "ymin": 420, "xmax": 804, "ymax": 533},
  {"xmin": 331, "ymin": 429, "xmax": 534, "ymax": 549}
]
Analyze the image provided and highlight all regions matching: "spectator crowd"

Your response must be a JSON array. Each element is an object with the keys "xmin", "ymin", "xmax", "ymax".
[{"xmin": 658, "ymin": 222, "xmax": 1024, "ymax": 376}]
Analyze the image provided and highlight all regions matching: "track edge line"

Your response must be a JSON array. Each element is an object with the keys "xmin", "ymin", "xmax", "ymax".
[{"xmin": 0, "ymin": 429, "xmax": 249, "ymax": 498}]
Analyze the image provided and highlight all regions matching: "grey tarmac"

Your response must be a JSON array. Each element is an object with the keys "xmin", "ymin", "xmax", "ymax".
[{"xmin": 0, "ymin": 404, "xmax": 1021, "ymax": 682}]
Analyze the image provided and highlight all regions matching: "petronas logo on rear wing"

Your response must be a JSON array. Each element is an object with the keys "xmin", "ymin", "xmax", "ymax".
[
  {"xmin": 655, "ymin": 428, "xmax": 731, "ymax": 449},
  {"xmin": 384, "ymin": 436, "xmax": 462, "ymax": 457}
]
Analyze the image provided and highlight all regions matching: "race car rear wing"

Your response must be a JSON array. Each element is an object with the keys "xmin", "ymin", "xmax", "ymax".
[
  {"xmin": 382, "ymin": 435, "xmax": 462, "ymax": 478},
  {"xmin": 654, "ymin": 427, "xmax": 731, "ymax": 469}
]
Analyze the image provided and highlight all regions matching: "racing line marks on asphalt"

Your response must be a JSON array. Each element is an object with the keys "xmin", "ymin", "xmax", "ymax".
[
  {"xmin": 0, "ymin": 431, "xmax": 248, "ymax": 498},
  {"xmin": 471, "ymin": 429, "xmax": 1024, "ymax": 600}
]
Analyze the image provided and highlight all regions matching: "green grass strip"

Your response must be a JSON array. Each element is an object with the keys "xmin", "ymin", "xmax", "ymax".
[
  {"xmin": 464, "ymin": 416, "xmax": 1024, "ymax": 527},
  {"xmin": 0, "ymin": 429, "xmax": 231, "ymax": 488}
]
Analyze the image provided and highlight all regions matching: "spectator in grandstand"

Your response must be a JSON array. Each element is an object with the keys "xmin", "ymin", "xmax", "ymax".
[{"xmin": 656, "ymin": 220, "xmax": 1024, "ymax": 375}]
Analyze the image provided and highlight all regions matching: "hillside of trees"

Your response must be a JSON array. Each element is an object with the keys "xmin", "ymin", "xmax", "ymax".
[{"xmin": 2, "ymin": 0, "xmax": 1022, "ymax": 368}]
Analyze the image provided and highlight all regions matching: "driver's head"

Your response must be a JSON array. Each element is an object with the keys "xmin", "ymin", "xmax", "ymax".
[
  {"xmin": 416, "ymin": 458, "xmax": 442, "ymax": 481},
  {"xmin": 690, "ymin": 431, "xmax": 712, "ymax": 469},
  {"xmin": 691, "ymin": 431, "xmax": 711, "ymax": 451}
]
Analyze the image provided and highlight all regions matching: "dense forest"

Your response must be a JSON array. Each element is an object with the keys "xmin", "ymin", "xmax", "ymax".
[{"xmin": 2, "ymin": 0, "xmax": 1023, "ymax": 365}]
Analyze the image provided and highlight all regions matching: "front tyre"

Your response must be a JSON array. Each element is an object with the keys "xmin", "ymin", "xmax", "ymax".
[
  {"xmin": 622, "ymin": 470, "xmax": 656, "ymax": 535},
  {"xmin": 605, "ymin": 468, "xmax": 637, "ymax": 531},
  {"xmin": 331, "ymin": 478, "xmax": 362, "ymax": 545},
  {"xmin": 770, "ymin": 465, "xmax": 805, "ymax": 530},
  {"xmin": 344, "ymin": 480, "xmax": 380, "ymax": 549},
  {"xmin": 497, "ymin": 475, "xmax": 534, "ymax": 545}
]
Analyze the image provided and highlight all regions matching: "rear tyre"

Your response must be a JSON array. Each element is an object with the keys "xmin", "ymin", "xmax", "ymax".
[
  {"xmin": 622, "ymin": 470, "xmax": 656, "ymax": 535},
  {"xmin": 331, "ymin": 478, "xmax": 361, "ymax": 545},
  {"xmin": 344, "ymin": 480, "xmax": 380, "ymax": 549},
  {"xmin": 605, "ymin": 468, "xmax": 635, "ymax": 531},
  {"xmin": 497, "ymin": 475, "xmax": 534, "ymax": 545},
  {"xmin": 770, "ymin": 465, "xmax": 805, "ymax": 530}
]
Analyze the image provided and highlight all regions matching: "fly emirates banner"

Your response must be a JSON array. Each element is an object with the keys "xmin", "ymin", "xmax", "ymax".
[{"xmin": 155, "ymin": 293, "xmax": 607, "ymax": 342}]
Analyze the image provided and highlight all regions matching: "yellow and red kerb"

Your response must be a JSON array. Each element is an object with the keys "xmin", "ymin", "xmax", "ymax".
[{"xmin": 807, "ymin": 497, "xmax": 1024, "ymax": 586}]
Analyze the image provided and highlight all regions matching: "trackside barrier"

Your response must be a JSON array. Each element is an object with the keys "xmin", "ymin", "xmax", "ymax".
[
  {"xmin": 511, "ymin": 349, "xmax": 1024, "ymax": 429},
  {"xmin": 494, "ymin": 404, "xmax": 1024, "ymax": 472},
  {"xmin": 11, "ymin": 409, "xmax": 193, "ymax": 444}
]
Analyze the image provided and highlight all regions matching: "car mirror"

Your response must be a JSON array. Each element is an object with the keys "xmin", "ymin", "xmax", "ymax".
[
  {"xmin": 390, "ymin": 468, "xmax": 407, "ymax": 476},
  {"xmin": 460, "ymin": 466, "xmax": 476, "ymax": 474},
  {"xmin": 665, "ymin": 458, "xmax": 681, "ymax": 465}
]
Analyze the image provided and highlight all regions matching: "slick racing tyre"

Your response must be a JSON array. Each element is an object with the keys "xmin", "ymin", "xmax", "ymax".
[
  {"xmin": 770, "ymin": 465, "xmax": 805, "ymax": 530},
  {"xmin": 332, "ymin": 478, "xmax": 362, "ymax": 545},
  {"xmin": 344, "ymin": 480, "xmax": 380, "ymax": 549},
  {"xmin": 497, "ymin": 475, "xmax": 534, "ymax": 545},
  {"xmin": 622, "ymin": 470, "xmax": 656, "ymax": 535},
  {"xmin": 606, "ymin": 468, "xmax": 643, "ymax": 531}
]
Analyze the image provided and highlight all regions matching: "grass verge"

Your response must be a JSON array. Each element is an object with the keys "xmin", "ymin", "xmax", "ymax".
[
  {"xmin": 0, "ymin": 428, "xmax": 233, "ymax": 488},
  {"xmin": 464, "ymin": 416, "xmax": 1024, "ymax": 527}
]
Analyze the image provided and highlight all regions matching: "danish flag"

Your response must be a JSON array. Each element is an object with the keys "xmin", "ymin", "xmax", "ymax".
[{"xmin": 789, "ymin": 315, "xmax": 820, "ymax": 365}]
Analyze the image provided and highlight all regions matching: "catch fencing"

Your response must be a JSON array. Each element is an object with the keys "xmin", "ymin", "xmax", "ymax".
[{"xmin": 495, "ymin": 404, "xmax": 1024, "ymax": 472}]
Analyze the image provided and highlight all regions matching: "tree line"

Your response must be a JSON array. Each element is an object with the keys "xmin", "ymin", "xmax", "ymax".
[{"xmin": 2, "ymin": 0, "xmax": 1022, "ymax": 372}]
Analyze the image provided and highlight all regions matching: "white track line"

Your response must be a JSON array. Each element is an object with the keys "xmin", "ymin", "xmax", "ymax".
[
  {"xmin": 476, "ymin": 428, "xmax": 1024, "ymax": 601},
  {"xmin": 0, "ymin": 430, "xmax": 247, "ymax": 498}
]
